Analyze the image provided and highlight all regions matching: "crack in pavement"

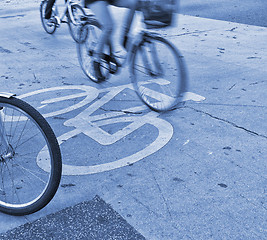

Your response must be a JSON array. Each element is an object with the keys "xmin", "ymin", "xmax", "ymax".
[
  {"xmin": 0, "ymin": 14, "xmax": 25, "ymax": 19},
  {"xmin": 167, "ymin": 29, "xmax": 216, "ymax": 38},
  {"xmin": 239, "ymin": 193, "xmax": 267, "ymax": 211},
  {"xmin": 186, "ymin": 106, "xmax": 267, "ymax": 140},
  {"xmin": 99, "ymin": 107, "xmax": 147, "ymax": 115},
  {"xmin": 189, "ymin": 102, "xmax": 267, "ymax": 109}
]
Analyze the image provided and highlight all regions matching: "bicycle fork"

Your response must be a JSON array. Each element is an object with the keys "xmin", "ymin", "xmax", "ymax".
[
  {"xmin": 51, "ymin": 0, "xmax": 72, "ymax": 26},
  {"xmin": 0, "ymin": 111, "xmax": 14, "ymax": 162},
  {"xmin": 140, "ymin": 39, "xmax": 164, "ymax": 77}
]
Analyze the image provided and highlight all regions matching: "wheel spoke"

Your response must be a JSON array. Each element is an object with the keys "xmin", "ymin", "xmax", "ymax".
[
  {"xmin": 0, "ymin": 97, "xmax": 61, "ymax": 215},
  {"xmin": 132, "ymin": 36, "xmax": 187, "ymax": 111}
]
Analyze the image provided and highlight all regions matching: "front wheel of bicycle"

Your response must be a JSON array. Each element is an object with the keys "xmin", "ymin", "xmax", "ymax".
[
  {"xmin": 67, "ymin": 4, "xmax": 86, "ymax": 42},
  {"xmin": 40, "ymin": 0, "xmax": 57, "ymax": 34},
  {"xmin": 77, "ymin": 21, "xmax": 111, "ymax": 82},
  {"xmin": 131, "ymin": 34, "xmax": 188, "ymax": 112},
  {"xmin": 0, "ymin": 96, "xmax": 62, "ymax": 215}
]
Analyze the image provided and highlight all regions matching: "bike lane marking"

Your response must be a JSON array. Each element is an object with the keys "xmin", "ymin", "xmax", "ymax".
[
  {"xmin": 18, "ymin": 85, "xmax": 205, "ymax": 176},
  {"xmin": 39, "ymin": 113, "xmax": 173, "ymax": 175}
]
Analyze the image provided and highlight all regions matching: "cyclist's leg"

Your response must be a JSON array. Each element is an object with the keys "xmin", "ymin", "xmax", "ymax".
[
  {"xmin": 111, "ymin": 0, "xmax": 138, "ymax": 48},
  {"xmin": 45, "ymin": 0, "xmax": 56, "ymax": 19},
  {"xmin": 86, "ymin": 1, "xmax": 113, "ymax": 60},
  {"xmin": 84, "ymin": 0, "xmax": 114, "ymax": 80}
]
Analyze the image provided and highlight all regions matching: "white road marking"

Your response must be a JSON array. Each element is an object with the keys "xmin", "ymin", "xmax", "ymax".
[
  {"xmin": 183, "ymin": 92, "xmax": 206, "ymax": 102},
  {"xmin": 21, "ymin": 85, "xmax": 205, "ymax": 175}
]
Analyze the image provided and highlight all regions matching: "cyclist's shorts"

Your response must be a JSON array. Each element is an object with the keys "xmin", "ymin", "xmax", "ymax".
[{"xmin": 84, "ymin": 0, "xmax": 115, "ymax": 5}]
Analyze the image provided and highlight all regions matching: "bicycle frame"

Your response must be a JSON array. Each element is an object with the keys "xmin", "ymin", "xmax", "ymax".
[
  {"xmin": 0, "ymin": 93, "xmax": 16, "ymax": 159},
  {"xmin": 53, "ymin": 0, "xmax": 80, "ymax": 25},
  {"xmin": 0, "ymin": 117, "xmax": 12, "ymax": 158},
  {"xmin": 103, "ymin": 11, "xmax": 162, "ymax": 71}
]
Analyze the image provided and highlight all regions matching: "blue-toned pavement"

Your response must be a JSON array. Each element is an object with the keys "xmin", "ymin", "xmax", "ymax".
[{"xmin": 0, "ymin": 1, "xmax": 266, "ymax": 239}]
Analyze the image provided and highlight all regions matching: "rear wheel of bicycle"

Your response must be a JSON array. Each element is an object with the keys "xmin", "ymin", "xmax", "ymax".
[
  {"xmin": 67, "ymin": 4, "xmax": 86, "ymax": 42},
  {"xmin": 131, "ymin": 34, "xmax": 188, "ymax": 112},
  {"xmin": 0, "ymin": 96, "xmax": 62, "ymax": 215},
  {"xmin": 40, "ymin": 0, "xmax": 57, "ymax": 34},
  {"xmin": 77, "ymin": 21, "xmax": 110, "ymax": 82}
]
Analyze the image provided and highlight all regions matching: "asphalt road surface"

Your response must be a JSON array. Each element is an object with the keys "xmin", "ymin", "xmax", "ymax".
[
  {"xmin": 0, "ymin": 0, "xmax": 266, "ymax": 239},
  {"xmin": 180, "ymin": 0, "xmax": 267, "ymax": 27}
]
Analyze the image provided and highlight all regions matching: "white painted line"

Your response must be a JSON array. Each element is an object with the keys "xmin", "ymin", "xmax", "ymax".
[
  {"xmin": 22, "ymin": 84, "xmax": 205, "ymax": 175},
  {"xmin": 183, "ymin": 92, "xmax": 206, "ymax": 102}
]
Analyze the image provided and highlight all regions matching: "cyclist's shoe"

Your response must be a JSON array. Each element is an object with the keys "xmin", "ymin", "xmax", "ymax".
[
  {"xmin": 109, "ymin": 56, "xmax": 121, "ymax": 75},
  {"xmin": 93, "ymin": 60, "xmax": 105, "ymax": 82},
  {"xmin": 47, "ymin": 16, "xmax": 59, "ymax": 27},
  {"xmin": 114, "ymin": 46, "xmax": 127, "ymax": 60},
  {"xmin": 109, "ymin": 61, "xmax": 118, "ymax": 75}
]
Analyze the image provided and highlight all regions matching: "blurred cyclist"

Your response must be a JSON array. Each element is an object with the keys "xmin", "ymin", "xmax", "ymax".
[{"xmin": 83, "ymin": 0, "xmax": 138, "ymax": 81}]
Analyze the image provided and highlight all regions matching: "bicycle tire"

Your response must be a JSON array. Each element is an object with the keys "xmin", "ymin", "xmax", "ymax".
[
  {"xmin": 77, "ymin": 20, "xmax": 110, "ymax": 82},
  {"xmin": 0, "ymin": 96, "xmax": 62, "ymax": 215},
  {"xmin": 131, "ymin": 34, "xmax": 188, "ymax": 112},
  {"xmin": 67, "ymin": 4, "xmax": 86, "ymax": 42},
  {"xmin": 40, "ymin": 0, "xmax": 57, "ymax": 34}
]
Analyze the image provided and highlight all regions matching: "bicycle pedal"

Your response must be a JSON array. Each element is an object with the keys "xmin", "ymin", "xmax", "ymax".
[
  {"xmin": 109, "ymin": 62, "xmax": 118, "ymax": 74},
  {"xmin": 47, "ymin": 17, "xmax": 58, "ymax": 27},
  {"xmin": 110, "ymin": 59, "xmax": 121, "ymax": 74},
  {"xmin": 80, "ymin": 15, "xmax": 90, "ymax": 22},
  {"xmin": 54, "ymin": 16, "xmax": 61, "ymax": 26},
  {"xmin": 88, "ymin": 50, "xmax": 94, "ymax": 56}
]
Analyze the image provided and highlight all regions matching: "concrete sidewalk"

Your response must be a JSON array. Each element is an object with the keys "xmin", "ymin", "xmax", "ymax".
[{"xmin": 0, "ymin": 2, "xmax": 267, "ymax": 239}]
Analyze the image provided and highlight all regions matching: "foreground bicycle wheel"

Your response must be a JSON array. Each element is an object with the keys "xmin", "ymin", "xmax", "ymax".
[
  {"xmin": 131, "ymin": 34, "xmax": 188, "ymax": 112},
  {"xmin": 0, "ymin": 96, "xmax": 62, "ymax": 215},
  {"xmin": 77, "ymin": 21, "xmax": 110, "ymax": 82},
  {"xmin": 67, "ymin": 4, "xmax": 86, "ymax": 42},
  {"xmin": 40, "ymin": 0, "xmax": 57, "ymax": 34}
]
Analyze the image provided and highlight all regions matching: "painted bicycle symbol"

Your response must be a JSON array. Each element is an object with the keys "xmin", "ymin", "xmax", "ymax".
[{"xmin": 18, "ymin": 83, "xmax": 204, "ymax": 175}]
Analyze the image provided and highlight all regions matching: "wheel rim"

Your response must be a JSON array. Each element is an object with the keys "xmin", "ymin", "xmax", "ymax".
[
  {"xmin": 132, "ymin": 38, "xmax": 186, "ymax": 111},
  {"xmin": 68, "ymin": 5, "xmax": 86, "ymax": 42},
  {"xmin": 78, "ymin": 23, "xmax": 110, "ymax": 82},
  {"xmin": 0, "ymin": 102, "xmax": 54, "ymax": 210},
  {"xmin": 40, "ymin": 1, "xmax": 56, "ymax": 34}
]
